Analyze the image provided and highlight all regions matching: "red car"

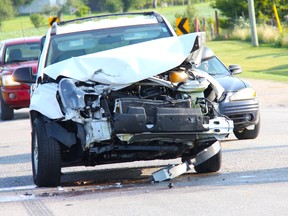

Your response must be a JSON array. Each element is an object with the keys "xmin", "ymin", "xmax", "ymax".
[{"xmin": 0, "ymin": 37, "xmax": 41, "ymax": 120}]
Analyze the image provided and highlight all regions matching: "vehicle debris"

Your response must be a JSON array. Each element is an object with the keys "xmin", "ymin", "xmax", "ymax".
[{"xmin": 152, "ymin": 141, "xmax": 221, "ymax": 182}]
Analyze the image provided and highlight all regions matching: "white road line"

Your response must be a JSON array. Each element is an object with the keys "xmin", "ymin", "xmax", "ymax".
[{"xmin": 0, "ymin": 185, "xmax": 36, "ymax": 192}]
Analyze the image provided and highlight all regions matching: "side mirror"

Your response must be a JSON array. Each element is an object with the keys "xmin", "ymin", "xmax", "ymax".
[
  {"xmin": 229, "ymin": 64, "xmax": 242, "ymax": 75},
  {"xmin": 12, "ymin": 67, "xmax": 36, "ymax": 83}
]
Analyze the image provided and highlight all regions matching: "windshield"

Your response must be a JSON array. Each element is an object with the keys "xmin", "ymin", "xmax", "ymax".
[
  {"xmin": 195, "ymin": 56, "xmax": 230, "ymax": 76},
  {"xmin": 4, "ymin": 43, "xmax": 40, "ymax": 64},
  {"xmin": 46, "ymin": 23, "xmax": 172, "ymax": 67}
]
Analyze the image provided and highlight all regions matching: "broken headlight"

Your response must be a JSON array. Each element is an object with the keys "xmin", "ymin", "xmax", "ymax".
[{"xmin": 59, "ymin": 78, "xmax": 86, "ymax": 109}]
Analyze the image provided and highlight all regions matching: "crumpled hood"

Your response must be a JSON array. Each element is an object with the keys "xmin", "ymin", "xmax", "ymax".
[{"xmin": 43, "ymin": 32, "xmax": 205, "ymax": 84}]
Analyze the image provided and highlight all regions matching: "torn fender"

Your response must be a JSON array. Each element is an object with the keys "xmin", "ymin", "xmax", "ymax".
[{"xmin": 30, "ymin": 83, "xmax": 64, "ymax": 119}]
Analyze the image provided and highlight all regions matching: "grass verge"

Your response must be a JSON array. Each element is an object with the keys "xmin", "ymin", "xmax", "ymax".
[{"xmin": 207, "ymin": 40, "xmax": 288, "ymax": 82}]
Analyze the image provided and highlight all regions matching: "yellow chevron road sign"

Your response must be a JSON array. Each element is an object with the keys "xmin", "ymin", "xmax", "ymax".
[{"xmin": 176, "ymin": 18, "xmax": 190, "ymax": 35}]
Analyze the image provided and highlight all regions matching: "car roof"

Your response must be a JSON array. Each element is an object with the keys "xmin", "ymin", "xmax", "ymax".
[
  {"xmin": 51, "ymin": 11, "xmax": 166, "ymax": 35},
  {"xmin": 1, "ymin": 36, "xmax": 42, "ymax": 45}
]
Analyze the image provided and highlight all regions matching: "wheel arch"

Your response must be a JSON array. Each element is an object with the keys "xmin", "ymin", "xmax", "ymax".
[{"xmin": 30, "ymin": 111, "xmax": 78, "ymax": 148}]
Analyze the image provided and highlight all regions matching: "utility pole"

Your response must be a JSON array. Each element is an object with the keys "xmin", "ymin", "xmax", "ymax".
[{"xmin": 248, "ymin": 0, "xmax": 259, "ymax": 46}]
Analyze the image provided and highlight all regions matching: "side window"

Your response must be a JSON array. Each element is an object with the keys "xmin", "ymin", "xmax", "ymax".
[
  {"xmin": 40, "ymin": 36, "xmax": 46, "ymax": 52},
  {"xmin": 0, "ymin": 43, "xmax": 4, "ymax": 65},
  {"xmin": 4, "ymin": 47, "xmax": 11, "ymax": 63}
]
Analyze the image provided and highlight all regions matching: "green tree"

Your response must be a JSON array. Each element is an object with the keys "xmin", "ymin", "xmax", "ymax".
[
  {"xmin": 75, "ymin": 5, "xmax": 90, "ymax": 17},
  {"xmin": 41, "ymin": 0, "xmax": 90, "ymax": 20},
  {"xmin": 276, "ymin": 0, "xmax": 288, "ymax": 19},
  {"xmin": 105, "ymin": 0, "xmax": 123, "ymax": 13},
  {"xmin": 213, "ymin": 0, "xmax": 288, "ymax": 25},
  {"xmin": 212, "ymin": 0, "xmax": 247, "ymax": 20},
  {"xmin": 87, "ymin": 0, "xmax": 148, "ymax": 13},
  {"xmin": 0, "ymin": 0, "xmax": 14, "ymax": 30},
  {"xmin": 30, "ymin": 13, "xmax": 45, "ymax": 28},
  {"xmin": 122, "ymin": 0, "xmax": 138, "ymax": 12},
  {"xmin": 0, "ymin": 0, "xmax": 36, "ymax": 31},
  {"xmin": 65, "ymin": 0, "xmax": 90, "ymax": 13},
  {"xmin": 12, "ymin": 0, "xmax": 33, "ymax": 8},
  {"xmin": 87, "ymin": 0, "xmax": 106, "ymax": 12},
  {"xmin": 175, "ymin": 4, "xmax": 198, "ymax": 32}
]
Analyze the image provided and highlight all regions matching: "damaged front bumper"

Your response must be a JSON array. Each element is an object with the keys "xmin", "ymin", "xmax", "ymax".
[{"xmin": 113, "ymin": 97, "xmax": 233, "ymax": 143}]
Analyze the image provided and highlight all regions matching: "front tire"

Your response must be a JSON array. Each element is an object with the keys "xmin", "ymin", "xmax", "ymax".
[
  {"xmin": 0, "ymin": 94, "xmax": 14, "ymax": 120},
  {"xmin": 234, "ymin": 120, "xmax": 260, "ymax": 140},
  {"xmin": 194, "ymin": 150, "xmax": 222, "ymax": 173},
  {"xmin": 32, "ymin": 116, "xmax": 62, "ymax": 187}
]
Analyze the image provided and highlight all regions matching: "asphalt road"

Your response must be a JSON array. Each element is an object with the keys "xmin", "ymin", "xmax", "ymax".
[{"xmin": 0, "ymin": 79, "xmax": 288, "ymax": 216}]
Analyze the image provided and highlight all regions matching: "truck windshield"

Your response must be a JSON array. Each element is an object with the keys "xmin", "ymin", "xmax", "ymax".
[
  {"xmin": 195, "ymin": 56, "xmax": 230, "ymax": 76},
  {"xmin": 45, "ymin": 23, "xmax": 172, "ymax": 67},
  {"xmin": 5, "ymin": 43, "xmax": 40, "ymax": 64}
]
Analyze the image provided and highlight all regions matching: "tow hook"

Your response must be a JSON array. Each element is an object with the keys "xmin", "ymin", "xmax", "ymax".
[{"xmin": 151, "ymin": 141, "xmax": 221, "ymax": 182}]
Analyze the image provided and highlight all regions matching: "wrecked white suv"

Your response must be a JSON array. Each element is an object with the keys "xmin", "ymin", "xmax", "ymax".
[{"xmin": 13, "ymin": 12, "xmax": 233, "ymax": 187}]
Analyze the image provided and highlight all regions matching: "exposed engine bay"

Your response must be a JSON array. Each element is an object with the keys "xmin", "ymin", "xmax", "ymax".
[{"xmin": 35, "ymin": 63, "xmax": 232, "ymax": 167}]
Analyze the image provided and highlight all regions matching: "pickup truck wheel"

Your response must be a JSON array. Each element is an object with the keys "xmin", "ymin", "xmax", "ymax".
[
  {"xmin": 32, "ymin": 116, "xmax": 62, "ymax": 187},
  {"xmin": 234, "ymin": 120, "xmax": 260, "ymax": 140},
  {"xmin": 194, "ymin": 150, "xmax": 222, "ymax": 173},
  {"xmin": 0, "ymin": 95, "xmax": 14, "ymax": 120}
]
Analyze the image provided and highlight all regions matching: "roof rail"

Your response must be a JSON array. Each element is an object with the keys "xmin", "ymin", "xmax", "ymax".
[
  {"xmin": 57, "ymin": 11, "xmax": 163, "ymax": 26},
  {"xmin": 50, "ymin": 11, "xmax": 164, "ymax": 36}
]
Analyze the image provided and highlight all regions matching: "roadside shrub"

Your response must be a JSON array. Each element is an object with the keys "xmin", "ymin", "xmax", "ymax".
[
  {"xmin": 75, "ymin": 5, "xmax": 90, "ymax": 17},
  {"xmin": 30, "ymin": 14, "xmax": 46, "ymax": 28},
  {"xmin": 225, "ymin": 24, "xmax": 288, "ymax": 47},
  {"xmin": 257, "ymin": 25, "xmax": 280, "ymax": 44},
  {"xmin": 230, "ymin": 28, "xmax": 250, "ymax": 41},
  {"xmin": 218, "ymin": 17, "xmax": 232, "ymax": 29},
  {"xmin": 279, "ymin": 33, "xmax": 288, "ymax": 48},
  {"xmin": 175, "ymin": 4, "xmax": 198, "ymax": 32}
]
